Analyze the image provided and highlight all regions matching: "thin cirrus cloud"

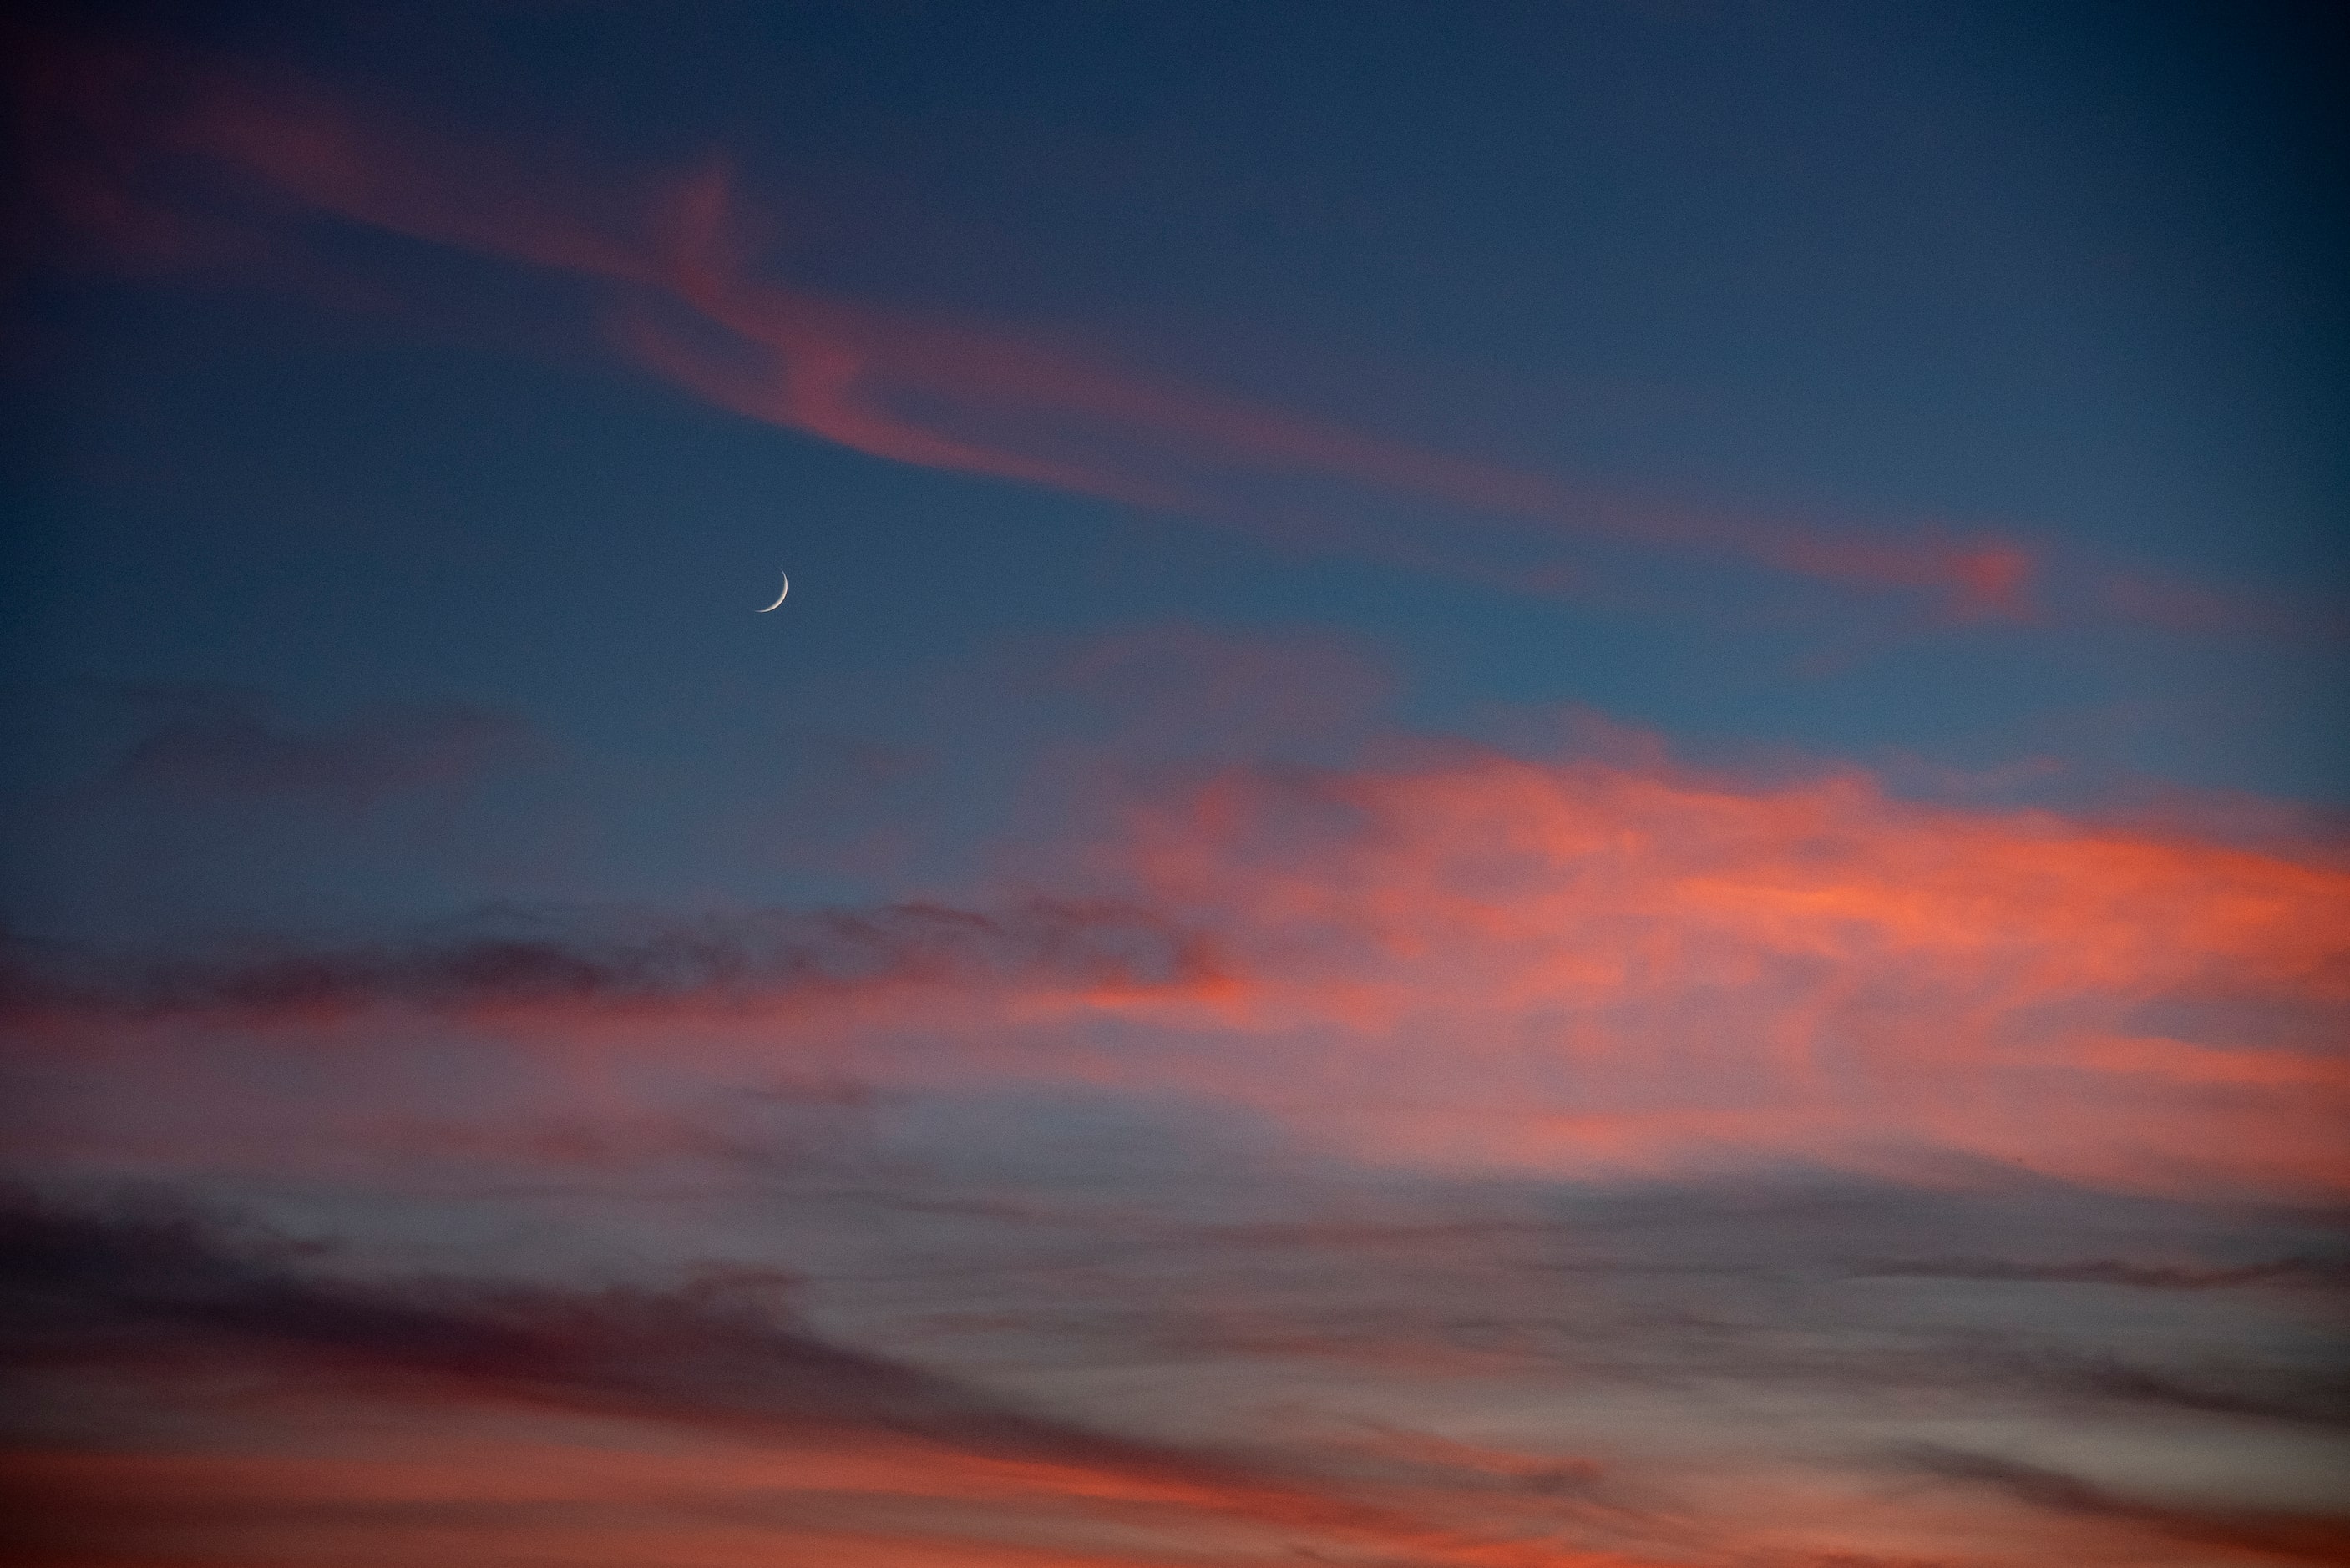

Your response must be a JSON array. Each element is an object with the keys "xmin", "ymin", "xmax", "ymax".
[
  {"xmin": 13, "ymin": 36, "xmax": 2042, "ymax": 624},
  {"xmin": 11, "ymin": 725, "xmax": 2346, "ymax": 1200}
]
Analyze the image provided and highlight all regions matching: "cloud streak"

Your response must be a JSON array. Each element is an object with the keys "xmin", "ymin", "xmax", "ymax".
[
  {"xmin": 14, "ymin": 34, "xmax": 2039, "ymax": 622},
  {"xmin": 1856, "ymin": 1256, "xmax": 2350, "ymax": 1291},
  {"xmin": 93, "ymin": 685, "xmax": 526, "ymax": 810},
  {"xmin": 1902, "ymin": 1448, "xmax": 2350, "ymax": 1564},
  {"xmin": 0, "ymin": 1186, "xmax": 1696, "ymax": 1566},
  {"xmin": 0, "ymin": 1186, "xmax": 1228, "ymax": 1472},
  {"xmin": 1, "ymin": 896, "xmax": 1226, "ymax": 1030}
]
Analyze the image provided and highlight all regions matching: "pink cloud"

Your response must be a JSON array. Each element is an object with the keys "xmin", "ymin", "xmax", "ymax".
[
  {"xmin": 15, "ymin": 38, "xmax": 2039, "ymax": 621},
  {"xmin": 11, "ymin": 724, "xmax": 2343, "ymax": 1199},
  {"xmin": 1081, "ymin": 746, "xmax": 2347, "ymax": 1192}
]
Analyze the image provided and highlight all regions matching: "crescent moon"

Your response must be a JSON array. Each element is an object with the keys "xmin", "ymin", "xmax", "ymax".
[{"xmin": 757, "ymin": 573, "xmax": 790, "ymax": 613}]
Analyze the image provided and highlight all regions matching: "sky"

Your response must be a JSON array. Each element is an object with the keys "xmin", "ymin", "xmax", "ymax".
[{"xmin": 3, "ymin": 3, "xmax": 2347, "ymax": 1564}]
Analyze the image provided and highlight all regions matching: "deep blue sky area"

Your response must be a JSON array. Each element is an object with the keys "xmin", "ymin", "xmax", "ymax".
[{"xmin": 4, "ymin": 0, "xmax": 2345, "ymax": 942}]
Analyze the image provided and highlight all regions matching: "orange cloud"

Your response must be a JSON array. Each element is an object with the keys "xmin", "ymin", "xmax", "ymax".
[
  {"xmin": 10, "ymin": 728, "xmax": 2343, "ymax": 1199},
  {"xmin": 1075, "ymin": 746, "xmax": 2349, "ymax": 1192},
  {"xmin": 3, "ymin": 1442, "xmax": 1684, "ymax": 1568}
]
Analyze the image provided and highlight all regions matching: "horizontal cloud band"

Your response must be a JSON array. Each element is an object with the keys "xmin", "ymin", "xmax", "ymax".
[{"xmin": 10, "ymin": 741, "xmax": 2345, "ymax": 1197}]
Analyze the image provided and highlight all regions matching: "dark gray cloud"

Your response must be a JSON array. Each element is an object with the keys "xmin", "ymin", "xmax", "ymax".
[
  {"xmin": 1900, "ymin": 1447, "xmax": 2350, "ymax": 1563},
  {"xmin": 2003, "ymin": 1348, "xmax": 2350, "ymax": 1428},
  {"xmin": 0, "ymin": 1187, "xmax": 1634, "ymax": 1564},
  {"xmin": 0, "ymin": 895, "xmax": 1226, "ymax": 1025},
  {"xmin": 95, "ymin": 685, "xmax": 528, "ymax": 809},
  {"xmin": 0, "ymin": 1184, "xmax": 1248, "ymax": 1481},
  {"xmin": 1856, "ymin": 1257, "xmax": 2350, "ymax": 1291},
  {"xmin": 865, "ymin": 1174, "xmax": 2350, "ymax": 1440}
]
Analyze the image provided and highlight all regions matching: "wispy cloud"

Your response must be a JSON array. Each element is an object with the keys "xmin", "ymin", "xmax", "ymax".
[
  {"xmin": 0, "ymin": 1185, "xmax": 1230, "ymax": 1473},
  {"xmin": 0, "ymin": 1186, "xmax": 1700, "ymax": 1566},
  {"xmin": 91, "ymin": 685, "xmax": 527, "ymax": 810},
  {"xmin": 41, "ymin": 37, "xmax": 2335, "ymax": 648},
  {"xmin": 0, "ymin": 896, "xmax": 1227, "ymax": 1029},
  {"xmin": 13, "ymin": 35, "xmax": 2042, "ymax": 624},
  {"xmin": 1901, "ymin": 1448, "xmax": 2350, "ymax": 1564},
  {"xmin": 1855, "ymin": 1257, "xmax": 2350, "ymax": 1291},
  {"xmin": 2099, "ymin": 570, "xmax": 2350, "ymax": 644}
]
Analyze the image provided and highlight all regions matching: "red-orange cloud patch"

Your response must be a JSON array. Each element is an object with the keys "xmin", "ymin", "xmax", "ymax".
[
  {"xmin": 1078, "ymin": 747, "xmax": 2350, "ymax": 1193},
  {"xmin": 10, "ymin": 734, "xmax": 2342, "ymax": 1198}
]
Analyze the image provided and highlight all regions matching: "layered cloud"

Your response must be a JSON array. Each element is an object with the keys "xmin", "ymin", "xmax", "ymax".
[
  {"xmin": 10, "ymin": 726, "xmax": 2344, "ymax": 1198},
  {"xmin": 0, "ymin": 1187, "xmax": 1708, "ymax": 1567},
  {"xmin": 11, "ymin": 20, "xmax": 2343, "ymax": 1568},
  {"xmin": 7, "ymin": 1161, "xmax": 2342, "ymax": 1566},
  {"xmin": 1091, "ymin": 743, "xmax": 2350, "ymax": 1191},
  {"xmin": 3, "ymin": 685, "xmax": 2342, "ymax": 1564},
  {"xmin": 1900, "ymin": 1449, "xmax": 2350, "ymax": 1565}
]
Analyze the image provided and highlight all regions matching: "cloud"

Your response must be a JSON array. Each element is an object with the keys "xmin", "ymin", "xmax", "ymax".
[
  {"xmin": 1087, "ymin": 742, "xmax": 2350, "ymax": 1193},
  {"xmin": 93, "ymin": 685, "xmax": 527, "ymax": 809},
  {"xmin": 0, "ymin": 1186, "xmax": 1699, "ymax": 1566},
  {"xmin": 2034, "ymin": 1354, "xmax": 2350, "ymax": 1428},
  {"xmin": 0, "ymin": 896, "xmax": 1228, "ymax": 1031},
  {"xmin": 1900, "ymin": 1448, "xmax": 2350, "ymax": 1564},
  {"xmin": 1044, "ymin": 621, "xmax": 1395, "ymax": 760},
  {"xmin": 7, "ymin": 725, "xmax": 2345, "ymax": 1199},
  {"xmin": 970, "ymin": 1187, "xmax": 2345, "ymax": 1439},
  {"xmin": 13, "ymin": 33, "xmax": 2039, "ymax": 623},
  {"xmin": 0, "ymin": 1185, "xmax": 1224, "ymax": 1474},
  {"xmin": 2100, "ymin": 571, "xmax": 2350, "ymax": 644},
  {"xmin": 1854, "ymin": 1257, "xmax": 2350, "ymax": 1291}
]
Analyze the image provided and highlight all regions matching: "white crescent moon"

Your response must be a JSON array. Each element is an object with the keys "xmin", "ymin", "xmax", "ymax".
[{"xmin": 757, "ymin": 573, "xmax": 790, "ymax": 613}]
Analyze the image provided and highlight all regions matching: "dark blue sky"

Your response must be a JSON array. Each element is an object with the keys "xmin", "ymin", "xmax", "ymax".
[
  {"xmin": 6, "ymin": 7, "xmax": 2350, "ymax": 1565},
  {"xmin": 11, "ymin": 2, "xmax": 2342, "ymax": 947},
  {"xmin": 5, "ymin": 5, "xmax": 2344, "ymax": 954}
]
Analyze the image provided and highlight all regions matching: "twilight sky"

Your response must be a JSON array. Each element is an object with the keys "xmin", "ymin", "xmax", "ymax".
[{"xmin": 4, "ymin": 3, "xmax": 2347, "ymax": 1565}]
